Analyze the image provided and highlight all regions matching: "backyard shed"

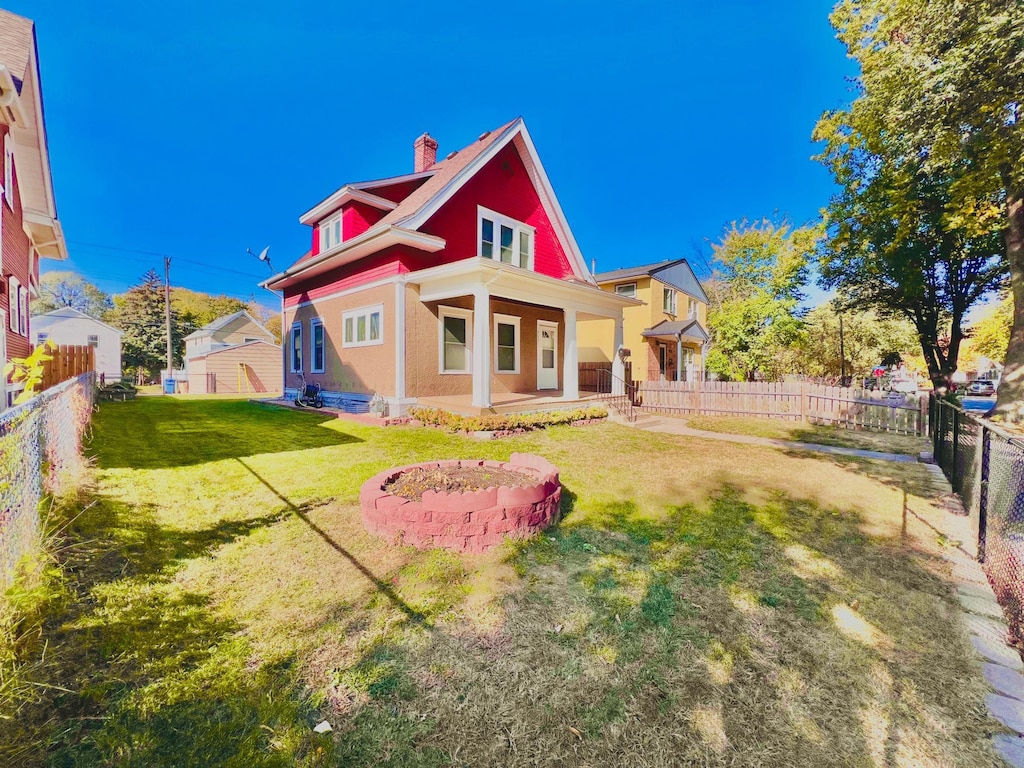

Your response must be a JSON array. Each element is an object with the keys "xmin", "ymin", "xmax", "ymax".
[{"xmin": 186, "ymin": 340, "xmax": 281, "ymax": 394}]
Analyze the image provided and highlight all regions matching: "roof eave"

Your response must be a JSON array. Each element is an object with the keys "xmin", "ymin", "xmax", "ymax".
[{"xmin": 298, "ymin": 186, "xmax": 400, "ymax": 225}]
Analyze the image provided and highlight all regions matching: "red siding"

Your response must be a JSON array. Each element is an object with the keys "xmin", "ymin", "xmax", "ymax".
[
  {"xmin": 421, "ymin": 143, "xmax": 575, "ymax": 280},
  {"xmin": 311, "ymin": 226, "xmax": 320, "ymax": 257},
  {"xmin": 362, "ymin": 178, "xmax": 428, "ymax": 204},
  {"xmin": 282, "ymin": 245, "xmax": 439, "ymax": 308},
  {"xmin": 342, "ymin": 200, "xmax": 384, "ymax": 241},
  {"xmin": 2, "ymin": 124, "xmax": 34, "ymax": 362}
]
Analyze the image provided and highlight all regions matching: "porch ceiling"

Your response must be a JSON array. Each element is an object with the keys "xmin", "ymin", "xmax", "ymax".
[{"xmin": 413, "ymin": 258, "xmax": 639, "ymax": 319}]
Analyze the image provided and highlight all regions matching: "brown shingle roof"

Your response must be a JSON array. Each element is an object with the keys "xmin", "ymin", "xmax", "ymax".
[
  {"xmin": 0, "ymin": 9, "xmax": 35, "ymax": 92},
  {"xmin": 374, "ymin": 118, "xmax": 519, "ymax": 229}
]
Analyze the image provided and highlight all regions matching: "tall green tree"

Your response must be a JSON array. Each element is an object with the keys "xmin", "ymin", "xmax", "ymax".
[
  {"xmin": 969, "ymin": 292, "xmax": 1013, "ymax": 364},
  {"xmin": 171, "ymin": 288, "xmax": 248, "ymax": 335},
  {"xmin": 819, "ymin": 0, "xmax": 1022, "ymax": 416},
  {"xmin": 106, "ymin": 271, "xmax": 187, "ymax": 381},
  {"xmin": 705, "ymin": 220, "xmax": 817, "ymax": 381},
  {"xmin": 31, "ymin": 271, "xmax": 112, "ymax": 318}
]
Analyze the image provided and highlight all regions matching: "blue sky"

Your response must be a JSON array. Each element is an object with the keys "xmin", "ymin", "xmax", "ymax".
[{"xmin": 15, "ymin": 0, "xmax": 854, "ymax": 309}]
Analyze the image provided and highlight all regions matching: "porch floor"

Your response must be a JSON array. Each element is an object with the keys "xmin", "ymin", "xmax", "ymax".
[{"xmin": 415, "ymin": 390, "xmax": 606, "ymax": 416}]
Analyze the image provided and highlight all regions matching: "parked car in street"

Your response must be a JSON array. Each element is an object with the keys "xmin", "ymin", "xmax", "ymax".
[{"xmin": 968, "ymin": 379, "xmax": 996, "ymax": 396}]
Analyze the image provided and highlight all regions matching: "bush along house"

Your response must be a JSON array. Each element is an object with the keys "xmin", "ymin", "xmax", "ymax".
[
  {"xmin": 0, "ymin": 9, "xmax": 67, "ymax": 408},
  {"xmin": 265, "ymin": 118, "xmax": 638, "ymax": 416}
]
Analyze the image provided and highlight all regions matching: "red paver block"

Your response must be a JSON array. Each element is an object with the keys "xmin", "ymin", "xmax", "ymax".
[
  {"xmin": 422, "ymin": 487, "xmax": 498, "ymax": 513},
  {"xmin": 431, "ymin": 509, "xmax": 471, "ymax": 525},
  {"xmin": 497, "ymin": 484, "xmax": 546, "ymax": 506},
  {"xmin": 471, "ymin": 505, "xmax": 507, "ymax": 524}
]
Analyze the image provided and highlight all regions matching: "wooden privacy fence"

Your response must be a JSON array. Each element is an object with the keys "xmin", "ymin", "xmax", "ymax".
[
  {"xmin": 637, "ymin": 380, "xmax": 929, "ymax": 436},
  {"xmin": 578, "ymin": 361, "xmax": 636, "ymax": 393},
  {"xmin": 39, "ymin": 345, "xmax": 95, "ymax": 392}
]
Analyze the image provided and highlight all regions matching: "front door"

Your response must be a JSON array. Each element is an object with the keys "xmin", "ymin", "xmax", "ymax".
[
  {"xmin": 537, "ymin": 322, "xmax": 558, "ymax": 390},
  {"xmin": 658, "ymin": 344, "xmax": 668, "ymax": 381}
]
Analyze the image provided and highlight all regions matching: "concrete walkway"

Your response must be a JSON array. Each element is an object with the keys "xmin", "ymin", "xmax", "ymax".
[{"xmin": 623, "ymin": 414, "xmax": 919, "ymax": 463}]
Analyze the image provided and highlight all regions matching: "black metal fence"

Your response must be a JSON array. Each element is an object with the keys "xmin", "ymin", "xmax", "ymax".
[{"xmin": 931, "ymin": 396, "xmax": 1024, "ymax": 644}]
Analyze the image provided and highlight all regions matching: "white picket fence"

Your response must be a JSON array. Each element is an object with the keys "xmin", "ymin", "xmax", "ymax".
[{"xmin": 637, "ymin": 380, "xmax": 929, "ymax": 436}]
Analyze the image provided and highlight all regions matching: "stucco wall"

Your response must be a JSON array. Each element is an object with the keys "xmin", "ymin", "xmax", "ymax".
[
  {"xmin": 283, "ymin": 283, "xmax": 396, "ymax": 396},
  {"xmin": 405, "ymin": 288, "xmax": 565, "ymax": 398}
]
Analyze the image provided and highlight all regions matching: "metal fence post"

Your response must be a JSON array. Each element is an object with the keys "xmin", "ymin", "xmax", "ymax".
[{"xmin": 978, "ymin": 428, "xmax": 990, "ymax": 562}]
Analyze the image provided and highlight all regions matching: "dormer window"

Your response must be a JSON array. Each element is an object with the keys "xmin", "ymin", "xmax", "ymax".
[
  {"xmin": 319, "ymin": 211, "xmax": 342, "ymax": 252},
  {"xmin": 478, "ymin": 206, "xmax": 533, "ymax": 270}
]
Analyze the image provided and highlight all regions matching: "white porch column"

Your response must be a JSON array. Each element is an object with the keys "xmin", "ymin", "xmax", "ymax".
[
  {"xmin": 472, "ymin": 287, "xmax": 491, "ymax": 408},
  {"xmin": 676, "ymin": 337, "xmax": 683, "ymax": 382},
  {"xmin": 562, "ymin": 308, "xmax": 579, "ymax": 400},
  {"xmin": 393, "ymin": 280, "xmax": 406, "ymax": 403},
  {"xmin": 611, "ymin": 315, "xmax": 625, "ymax": 396}
]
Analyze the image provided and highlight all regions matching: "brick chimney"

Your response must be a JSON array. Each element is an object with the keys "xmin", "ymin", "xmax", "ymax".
[{"xmin": 413, "ymin": 132, "xmax": 438, "ymax": 172}]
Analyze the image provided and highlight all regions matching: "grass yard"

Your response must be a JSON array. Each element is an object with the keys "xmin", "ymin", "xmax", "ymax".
[
  {"xmin": 678, "ymin": 415, "xmax": 928, "ymax": 456},
  {"xmin": 0, "ymin": 398, "xmax": 998, "ymax": 767}
]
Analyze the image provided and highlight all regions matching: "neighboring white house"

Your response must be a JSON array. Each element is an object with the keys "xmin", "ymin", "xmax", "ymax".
[{"xmin": 31, "ymin": 308, "xmax": 123, "ymax": 381}]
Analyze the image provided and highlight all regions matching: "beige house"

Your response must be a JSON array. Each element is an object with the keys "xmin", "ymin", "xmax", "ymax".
[
  {"xmin": 183, "ymin": 311, "xmax": 281, "ymax": 394},
  {"xmin": 577, "ymin": 259, "xmax": 710, "ymax": 382}
]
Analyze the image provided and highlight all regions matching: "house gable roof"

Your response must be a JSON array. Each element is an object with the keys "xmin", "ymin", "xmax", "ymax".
[
  {"xmin": 187, "ymin": 339, "xmax": 280, "ymax": 361},
  {"xmin": 641, "ymin": 319, "xmax": 710, "ymax": 342},
  {"xmin": 0, "ymin": 10, "xmax": 33, "ymax": 94},
  {"xmin": 184, "ymin": 310, "xmax": 273, "ymax": 341},
  {"xmin": 270, "ymin": 118, "xmax": 594, "ymax": 288},
  {"xmin": 595, "ymin": 259, "xmax": 709, "ymax": 304},
  {"xmin": 31, "ymin": 307, "xmax": 123, "ymax": 335}
]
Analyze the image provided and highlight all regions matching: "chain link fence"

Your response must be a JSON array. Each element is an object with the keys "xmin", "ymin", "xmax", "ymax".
[
  {"xmin": 932, "ymin": 396, "xmax": 1024, "ymax": 644},
  {"xmin": 0, "ymin": 372, "xmax": 96, "ymax": 587}
]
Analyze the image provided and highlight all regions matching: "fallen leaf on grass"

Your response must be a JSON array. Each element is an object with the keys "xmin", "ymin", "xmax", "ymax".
[
  {"xmin": 568, "ymin": 726, "xmax": 583, "ymax": 740},
  {"xmin": 313, "ymin": 720, "xmax": 333, "ymax": 734}
]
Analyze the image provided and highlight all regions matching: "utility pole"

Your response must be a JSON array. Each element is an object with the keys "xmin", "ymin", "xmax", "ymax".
[
  {"xmin": 839, "ymin": 313, "xmax": 847, "ymax": 387},
  {"xmin": 164, "ymin": 256, "xmax": 173, "ymax": 382}
]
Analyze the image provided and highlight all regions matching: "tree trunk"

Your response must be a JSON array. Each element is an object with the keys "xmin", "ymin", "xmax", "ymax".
[{"xmin": 992, "ymin": 186, "xmax": 1024, "ymax": 422}]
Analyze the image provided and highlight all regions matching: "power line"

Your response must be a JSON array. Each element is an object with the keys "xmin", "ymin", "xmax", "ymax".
[{"xmin": 67, "ymin": 240, "xmax": 272, "ymax": 280}]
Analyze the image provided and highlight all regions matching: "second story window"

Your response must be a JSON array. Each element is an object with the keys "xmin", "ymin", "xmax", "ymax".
[
  {"xmin": 615, "ymin": 283, "xmax": 637, "ymax": 298},
  {"xmin": 3, "ymin": 134, "xmax": 14, "ymax": 209},
  {"xmin": 87, "ymin": 335, "xmax": 99, "ymax": 348},
  {"xmin": 479, "ymin": 207, "xmax": 533, "ymax": 270},
  {"xmin": 663, "ymin": 287, "xmax": 676, "ymax": 315},
  {"xmin": 319, "ymin": 211, "xmax": 342, "ymax": 252},
  {"xmin": 688, "ymin": 298, "xmax": 699, "ymax": 320}
]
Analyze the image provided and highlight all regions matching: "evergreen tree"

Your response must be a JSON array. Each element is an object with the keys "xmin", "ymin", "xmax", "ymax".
[{"xmin": 106, "ymin": 270, "xmax": 186, "ymax": 381}]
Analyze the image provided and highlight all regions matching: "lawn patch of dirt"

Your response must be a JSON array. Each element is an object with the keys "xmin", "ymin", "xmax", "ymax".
[{"xmin": 385, "ymin": 466, "xmax": 535, "ymax": 501}]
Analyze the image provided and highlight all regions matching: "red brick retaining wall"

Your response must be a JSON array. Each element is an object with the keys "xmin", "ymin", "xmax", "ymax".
[{"xmin": 359, "ymin": 453, "xmax": 560, "ymax": 553}]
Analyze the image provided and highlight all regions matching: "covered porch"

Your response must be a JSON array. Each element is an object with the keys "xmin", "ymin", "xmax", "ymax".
[
  {"xmin": 641, "ymin": 319, "xmax": 709, "ymax": 382},
  {"xmin": 410, "ymin": 258, "xmax": 638, "ymax": 409}
]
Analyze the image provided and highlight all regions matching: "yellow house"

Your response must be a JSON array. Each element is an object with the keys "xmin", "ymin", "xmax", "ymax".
[{"xmin": 578, "ymin": 259, "xmax": 710, "ymax": 382}]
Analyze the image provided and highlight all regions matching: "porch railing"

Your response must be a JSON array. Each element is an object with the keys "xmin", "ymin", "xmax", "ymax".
[{"xmin": 588, "ymin": 367, "xmax": 640, "ymax": 423}]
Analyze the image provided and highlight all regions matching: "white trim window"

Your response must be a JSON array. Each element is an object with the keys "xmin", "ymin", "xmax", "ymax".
[
  {"xmin": 8, "ymin": 276, "xmax": 23, "ymax": 335},
  {"xmin": 662, "ymin": 287, "xmax": 676, "ymax": 315},
  {"xmin": 310, "ymin": 318, "xmax": 325, "ymax": 372},
  {"xmin": 342, "ymin": 304, "xmax": 383, "ymax": 348},
  {"xmin": 615, "ymin": 282, "xmax": 637, "ymax": 298},
  {"xmin": 688, "ymin": 298, "xmax": 699, "ymax": 320},
  {"xmin": 478, "ymin": 206, "xmax": 534, "ymax": 270},
  {"xmin": 319, "ymin": 211, "xmax": 343, "ymax": 253},
  {"xmin": 3, "ymin": 134, "xmax": 13, "ymax": 209},
  {"xmin": 439, "ymin": 305, "xmax": 472, "ymax": 374},
  {"xmin": 493, "ymin": 313, "xmax": 521, "ymax": 374},
  {"xmin": 290, "ymin": 321, "xmax": 303, "ymax": 372},
  {"xmin": 87, "ymin": 334, "xmax": 99, "ymax": 348},
  {"xmin": 36, "ymin": 332, "xmax": 48, "ymax": 345}
]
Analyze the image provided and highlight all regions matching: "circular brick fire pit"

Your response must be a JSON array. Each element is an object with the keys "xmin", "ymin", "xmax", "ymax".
[{"xmin": 359, "ymin": 453, "xmax": 561, "ymax": 553}]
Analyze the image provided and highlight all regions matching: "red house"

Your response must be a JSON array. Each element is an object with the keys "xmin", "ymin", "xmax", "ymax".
[
  {"xmin": 0, "ymin": 9, "xmax": 67, "ymax": 407},
  {"xmin": 265, "ymin": 118, "xmax": 637, "ymax": 415}
]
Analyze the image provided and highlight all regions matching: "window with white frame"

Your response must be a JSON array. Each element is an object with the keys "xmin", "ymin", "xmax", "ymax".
[
  {"xmin": 688, "ymin": 298, "xmax": 699, "ymax": 320},
  {"xmin": 8, "ymin": 277, "xmax": 21, "ymax": 334},
  {"xmin": 478, "ymin": 207, "xmax": 533, "ymax": 269},
  {"xmin": 37, "ymin": 332, "xmax": 48, "ymax": 345},
  {"xmin": 310, "ymin": 318, "xmax": 325, "ymax": 372},
  {"xmin": 290, "ymin": 322, "xmax": 302, "ymax": 372},
  {"xmin": 438, "ymin": 306, "xmax": 472, "ymax": 374},
  {"xmin": 18, "ymin": 282, "xmax": 27, "ymax": 335},
  {"xmin": 342, "ymin": 304, "xmax": 383, "ymax": 348},
  {"xmin": 615, "ymin": 282, "xmax": 637, "ymax": 298},
  {"xmin": 319, "ymin": 211, "xmax": 342, "ymax": 252},
  {"xmin": 3, "ymin": 134, "xmax": 13, "ymax": 209},
  {"xmin": 662, "ymin": 287, "xmax": 676, "ymax": 315},
  {"xmin": 493, "ymin": 314, "xmax": 520, "ymax": 374},
  {"xmin": 87, "ymin": 334, "xmax": 99, "ymax": 348}
]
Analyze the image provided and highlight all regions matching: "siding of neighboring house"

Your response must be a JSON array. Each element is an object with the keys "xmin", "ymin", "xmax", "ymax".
[
  {"xmin": 577, "ymin": 275, "xmax": 706, "ymax": 381},
  {"xmin": 185, "ymin": 314, "xmax": 274, "ymax": 358},
  {"xmin": 32, "ymin": 312, "xmax": 122, "ymax": 380},
  {"xmin": 283, "ymin": 283, "xmax": 396, "ymax": 396},
  {"xmin": 190, "ymin": 342, "xmax": 281, "ymax": 394},
  {"xmin": 2, "ymin": 122, "xmax": 34, "ymax": 363}
]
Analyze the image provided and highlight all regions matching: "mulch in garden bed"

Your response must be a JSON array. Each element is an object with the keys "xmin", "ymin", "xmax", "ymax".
[{"xmin": 384, "ymin": 466, "xmax": 535, "ymax": 501}]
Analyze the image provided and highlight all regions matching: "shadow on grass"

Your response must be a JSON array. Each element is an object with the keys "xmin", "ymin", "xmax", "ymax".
[{"xmin": 92, "ymin": 398, "xmax": 361, "ymax": 469}]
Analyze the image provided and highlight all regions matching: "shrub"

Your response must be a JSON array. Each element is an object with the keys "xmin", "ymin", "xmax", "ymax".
[{"xmin": 410, "ymin": 406, "xmax": 607, "ymax": 433}]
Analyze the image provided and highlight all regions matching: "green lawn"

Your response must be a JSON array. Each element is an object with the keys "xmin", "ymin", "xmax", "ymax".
[
  {"xmin": 0, "ymin": 398, "xmax": 996, "ymax": 767},
  {"xmin": 678, "ymin": 415, "xmax": 929, "ymax": 455}
]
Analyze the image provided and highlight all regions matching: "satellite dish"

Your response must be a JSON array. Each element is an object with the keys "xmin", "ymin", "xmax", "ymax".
[{"xmin": 257, "ymin": 246, "xmax": 270, "ymax": 263}]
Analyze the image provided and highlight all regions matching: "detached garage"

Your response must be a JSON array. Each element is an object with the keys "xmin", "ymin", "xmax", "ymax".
[{"xmin": 187, "ymin": 340, "xmax": 281, "ymax": 394}]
